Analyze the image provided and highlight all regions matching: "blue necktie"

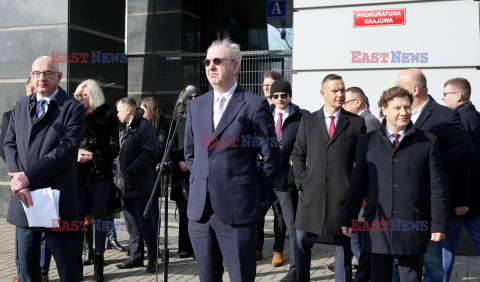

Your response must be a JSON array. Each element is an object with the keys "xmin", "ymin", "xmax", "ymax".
[
  {"xmin": 125, "ymin": 124, "xmax": 130, "ymax": 134},
  {"xmin": 37, "ymin": 99, "xmax": 47, "ymax": 118}
]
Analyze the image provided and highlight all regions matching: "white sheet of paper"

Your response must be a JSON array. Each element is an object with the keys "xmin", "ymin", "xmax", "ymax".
[{"xmin": 22, "ymin": 187, "xmax": 61, "ymax": 228}]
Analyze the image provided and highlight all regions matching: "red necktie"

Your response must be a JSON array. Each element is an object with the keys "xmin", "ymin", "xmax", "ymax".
[
  {"xmin": 328, "ymin": 116, "xmax": 335, "ymax": 139},
  {"xmin": 392, "ymin": 133, "xmax": 400, "ymax": 148},
  {"xmin": 275, "ymin": 113, "xmax": 283, "ymax": 141}
]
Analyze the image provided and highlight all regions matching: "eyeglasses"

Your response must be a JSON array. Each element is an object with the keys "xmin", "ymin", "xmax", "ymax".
[
  {"xmin": 203, "ymin": 58, "xmax": 235, "ymax": 67},
  {"xmin": 31, "ymin": 71, "xmax": 58, "ymax": 78},
  {"xmin": 187, "ymin": 94, "xmax": 199, "ymax": 101},
  {"xmin": 74, "ymin": 93, "xmax": 89, "ymax": 99},
  {"xmin": 443, "ymin": 91, "xmax": 458, "ymax": 96},
  {"xmin": 344, "ymin": 98, "xmax": 358, "ymax": 104},
  {"xmin": 272, "ymin": 94, "xmax": 289, "ymax": 100},
  {"xmin": 263, "ymin": 84, "xmax": 272, "ymax": 88}
]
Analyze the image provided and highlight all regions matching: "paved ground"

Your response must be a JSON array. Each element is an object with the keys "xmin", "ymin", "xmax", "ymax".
[{"xmin": 0, "ymin": 203, "xmax": 479, "ymax": 281}]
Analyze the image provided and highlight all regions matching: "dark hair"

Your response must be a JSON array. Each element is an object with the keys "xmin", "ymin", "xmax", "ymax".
[
  {"xmin": 140, "ymin": 97, "xmax": 168, "ymax": 132},
  {"xmin": 346, "ymin": 87, "xmax": 366, "ymax": 99},
  {"xmin": 378, "ymin": 87, "xmax": 413, "ymax": 117},
  {"xmin": 264, "ymin": 70, "xmax": 283, "ymax": 80},
  {"xmin": 322, "ymin": 74, "xmax": 343, "ymax": 89},
  {"xmin": 444, "ymin": 77, "xmax": 471, "ymax": 102},
  {"xmin": 116, "ymin": 97, "xmax": 136, "ymax": 110}
]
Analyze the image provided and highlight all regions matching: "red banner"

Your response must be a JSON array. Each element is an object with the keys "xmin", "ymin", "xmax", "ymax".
[{"xmin": 353, "ymin": 8, "xmax": 406, "ymax": 28}]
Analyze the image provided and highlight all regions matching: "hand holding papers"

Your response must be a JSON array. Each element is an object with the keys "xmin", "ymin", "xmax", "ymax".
[{"xmin": 21, "ymin": 187, "xmax": 60, "ymax": 228}]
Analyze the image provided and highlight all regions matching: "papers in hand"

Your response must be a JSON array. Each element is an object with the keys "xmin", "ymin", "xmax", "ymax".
[{"xmin": 22, "ymin": 187, "xmax": 60, "ymax": 228}]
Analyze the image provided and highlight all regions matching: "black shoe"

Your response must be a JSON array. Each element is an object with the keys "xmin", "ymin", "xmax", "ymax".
[
  {"xmin": 83, "ymin": 225, "xmax": 93, "ymax": 265},
  {"xmin": 93, "ymin": 253, "xmax": 104, "ymax": 282},
  {"xmin": 146, "ymin": 259, "xmax": 157, "ymax": 273},
  {"xmin": 77, "ymin": 252, "xmax": 83, "ymax": 278},
  {"xmin": 117, "ymin": 258, "xmax": 144, "ymax": 269},
  {"xmin": 280, "ymin": 270, "xmax": 297, "ymax": 282},
  {"xmin": 178, "ymin": 251, "xmax": 193, "ymax": 258},
  {"xmin": 107, "ymin": 239, "xmax": 125, "ymax": 252}
]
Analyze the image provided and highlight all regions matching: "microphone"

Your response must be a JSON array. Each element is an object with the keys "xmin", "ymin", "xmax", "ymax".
[{"xmin": 176, "ymin": 85, "xmax": 196, "ymax": 105}]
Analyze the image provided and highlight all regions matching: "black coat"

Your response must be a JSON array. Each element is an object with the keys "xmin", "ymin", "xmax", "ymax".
[
  {"xmin": 4, "ymin": 88, "xmax": 85, "ymax": 227},
  {"xmin": 414, "ymin": 96, "xmax": 473, "ymax": 216},
  {"xmin": 270, "ymin": 103, "xmax": 309, "ymax": 192},
  {"xmin": 114, "ymin": 108, "xmax": 158, "ymax": 199},
  {"xmin": 455, "ymin": 101, "xmax": 480, "ymax": 216},
  {"xmin": 78, "ymin": 104, "xmax": 119, "ymax": 179},
  {"xmin": 170, "ymin": 118, "xmax": 189, "ymax": 201},
  {"xmin": 341, "ymin": 123, "xmax": 449, "ymax": 255},
  {"xmin": 292, "ymin": 107, "xmax": 366, "ymax": 235}
]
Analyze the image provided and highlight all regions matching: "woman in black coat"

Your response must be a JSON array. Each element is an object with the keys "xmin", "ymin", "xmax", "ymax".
[
  {"xmin": 170, "ymin": 86, "xmax": 201, "ymax": 258},
  {"xmin": 75, "ymin": 80, "xmax": 119, "ymax": 281},
  {"xmin": 140, "ymin": 97, "xmax": 168, "ymax": 234}
]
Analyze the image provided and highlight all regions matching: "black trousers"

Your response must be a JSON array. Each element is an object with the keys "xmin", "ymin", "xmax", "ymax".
[
  {"xmin": 122, "ymin": 197, "xmax": 157, "ymax": 261},
  {"xmin": 369, "ymin": 252, "xmax": 423, "ymax": 282},
  {"xmin": 255, "ymin": 189, "xmax": 286, "ymax": 252},
  {"xmin": 176, "ymin": 196, "xmax": 193, "ymax": 254}
]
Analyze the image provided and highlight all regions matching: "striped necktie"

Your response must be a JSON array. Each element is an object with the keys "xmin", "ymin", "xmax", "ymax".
[{"xmin": 37, "ymin": 99, "xmax": 47, "ymax": 118}]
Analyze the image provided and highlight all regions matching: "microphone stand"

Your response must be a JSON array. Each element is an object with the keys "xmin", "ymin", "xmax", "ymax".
[{"xmin": 144, "ymin": 101, "xmax": 187, "ymax": 282}]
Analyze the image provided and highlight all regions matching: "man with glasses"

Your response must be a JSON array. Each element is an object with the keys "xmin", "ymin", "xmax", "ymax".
[
  {"xmin": 184, "ymin": 38, "xmax": 281, "ymax": 281},
  {"xmin": 255, "ymin": 70, "xmax": 287, "ymax": 267},
  {"xmin": 269, "ymin": 79, "xmax": 309, "ymax": 282},
  {"xmin": 441, "ymin": 78, "xmax": 480, "ymax": 281},
  {"xmin": 343, "ymin": 87, "xmax": 381, "ymax": 132},
  {"xmin": 292, "ymin": 74, "xmax": 366, "ymax": 281},
  {"xmin": 262, "ymin": 70, "xmax": 283, "ymax": 105},
  {"xmin": 394, "ymin": 68, "xmax": 472, "ymax": 282},
  {"xmin": 4, "ymin": 56, "xmax": 85, "ymax": 281}
]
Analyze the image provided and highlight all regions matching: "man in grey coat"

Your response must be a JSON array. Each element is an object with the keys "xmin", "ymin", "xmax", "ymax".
[{"xmin": 343, "ymin": 87, "xmax": 381, "ymax": 132}]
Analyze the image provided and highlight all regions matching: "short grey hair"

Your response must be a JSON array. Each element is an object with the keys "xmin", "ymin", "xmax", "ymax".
[{"xmin": 207, "ymin": 38, "xmax": 242, "ymax": 64}]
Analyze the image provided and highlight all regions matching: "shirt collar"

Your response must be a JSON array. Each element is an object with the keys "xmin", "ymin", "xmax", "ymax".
[
  {"xmin": 214, "ymin": 82, "xmax": 237, "ymax": 102},
  {"xmin": 358, "ymin": 108, "xmax": 368, "ymax": 116},
  {"xmin": 36, "ymin": 88, "xmax": 59, "ymax": 104},
  {"xmin": 324, "ymin": 107, "xmax": 340, "ymax": 120},
  {"xmin": 412, "ymin": 97, "xmax": 430, "ymax": 116},
  {"xmin": 274, "ymin": 105, "xmax": 290, "ymax": 116},
  {"xmin": 386, "ymin": 125, "xmax": 406, "ymax": 138}
]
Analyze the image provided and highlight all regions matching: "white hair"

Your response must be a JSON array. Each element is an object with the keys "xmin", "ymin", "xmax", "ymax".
[{"xmin": 207, "ymin": 38, "xmax": 242, "ymax": 64}]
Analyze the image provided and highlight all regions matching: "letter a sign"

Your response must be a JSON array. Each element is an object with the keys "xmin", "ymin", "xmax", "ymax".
[{"xmin": 267, "ymin": 0, "xmax": 286, "ymax": 21}]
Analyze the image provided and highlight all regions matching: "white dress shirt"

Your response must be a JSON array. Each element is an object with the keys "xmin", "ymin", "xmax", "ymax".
[
  {"xmin": 386, "ymin": 125, "xmax": 406, "ymax": 144},
  {"xmin": 323, "ymin": 107, "xmax": 340, "ymax": 134},
  {"xmin": 411, "ymin": 97, "xmax": 429, "ymax": 124},
  {"xmin": 273, "ymin": 105, "xmax": 291, "ymax": 125},
  {"xmin": 213, "ymin": 82, "xmax": 237, "ymax": 129}
]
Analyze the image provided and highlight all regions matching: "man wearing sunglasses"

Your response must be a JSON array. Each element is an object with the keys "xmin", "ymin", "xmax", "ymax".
[
  {"xmin": 292, "ymin": 74, "xmax": 366, "ymax": 281},
  {"xmin": 269, "ymin": 79, "xmax": 309, "ymax": 282},
  {"xmin": 4, "ymin": 56, "xmax": 85, "ymax": 281},
  {"xmin": 184, "ymin": 39, "xmax": 281, "ymax": 282}
]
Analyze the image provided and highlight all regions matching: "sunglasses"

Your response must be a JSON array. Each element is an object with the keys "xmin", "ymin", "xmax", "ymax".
[
  {"xmin": 74, "ymin": 93, "xmax": 89, "ymax": 99},
  {"xmin": 187, "ymin": 94, "xmax": 199, "ymax": 101},
  {"xmin": 203, "ymin": 58, "xmax": 235, "ymax": 67},
  {"xmin": 272, "ymin": 94, "xmax": 289, "ymax": 100}
]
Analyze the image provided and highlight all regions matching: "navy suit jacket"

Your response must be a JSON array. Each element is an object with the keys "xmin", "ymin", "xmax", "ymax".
[
  {"xmin": 4, "ymin": 88, "xmax": 85, "ymax": 227},
  {"xmin": 184, "ymin": 85, "xmax": 281, "ymax": 225},
  {"xmin": 414, "ymin": 96, "xmax": 473, "ymax": 215}
]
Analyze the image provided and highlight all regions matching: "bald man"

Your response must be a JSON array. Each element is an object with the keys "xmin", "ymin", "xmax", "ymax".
[
  {"xmin": 395, "ymin": 68, "xmax": 472, "ymax": 282},
  {"xmin": 4, "ymin": 56, "xmax": 85, "ymax": 281}
]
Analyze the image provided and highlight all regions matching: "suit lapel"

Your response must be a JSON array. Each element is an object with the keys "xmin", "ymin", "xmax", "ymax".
[
  {"xmin": 316, "ymin": 108, "xmax": 330, "ymax": 142},
  {"xmin": 200, "ymin": 91, "xmax": 214, "ymax": 136},
  {"xmin": 414, "ymin": 97, "xmax": 434, "ymax": 129},
  {"xmin": 212, "ymin": 86, "xmax": 246, "ymax": 139},
  {"xmin": 329, "ymin": 109, "xmax": 349, "ymax": 143}
]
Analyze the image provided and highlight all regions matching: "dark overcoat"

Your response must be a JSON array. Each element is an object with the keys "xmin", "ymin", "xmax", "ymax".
[
  {"xmin": 414, "ymin": 96, "xmax": 473, "ymax": 217},
  {"xmin": 4, "ymin": 88, "xmax": 85, "ymax": 227},
  {"xmin": 270, "ymin": 103, "xmax": 309, "ymax": 192},
  {"xmin": 455, "ymin": 101, "xmax": 480, "ymax": 216},
  {"xmin": 341, "ymin": 123, "xmax": 449, "ymax": 255},
  {"xmin": 292, "ymin": 107, "xmax": 366, "ymax": 235}
]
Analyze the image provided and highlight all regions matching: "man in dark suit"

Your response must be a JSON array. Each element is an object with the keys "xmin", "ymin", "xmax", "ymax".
[
  {"xmin": 184, "ymin": 38, "xmax": 281, "ymax": 281},
  {"xmin": 343, "ymin": 86, "xmax": 381, "ymax": 132},
  {"xmin": 4, "ymin": 56, "xmax": 85, "ymax": 281},
  {"xmin": 395, "ymin": 68, "xmax": 472, "ymax": 282},
  {"xmin": 292, "ymin": 74, "xmax": 366, "ymax": 281},
  {"xmin": 440, "ymin": 77, "xmax": 480, "ymax": 281},
  {"xmin": 341, "ymin": 86, "xmax": 449, "ymax": 282},
  {"xmin": 269, "ymin": 79, "xmax": 309, "ymax": 282},
  {"xmin": 255, "ymin": 70, "xmax": 286, "ymax": 265}
]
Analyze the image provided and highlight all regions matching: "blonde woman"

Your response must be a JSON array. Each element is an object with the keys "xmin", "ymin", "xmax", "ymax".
[{"xmin": 74, "ymin": 79, "xmax": 119, "ymax": 281}]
